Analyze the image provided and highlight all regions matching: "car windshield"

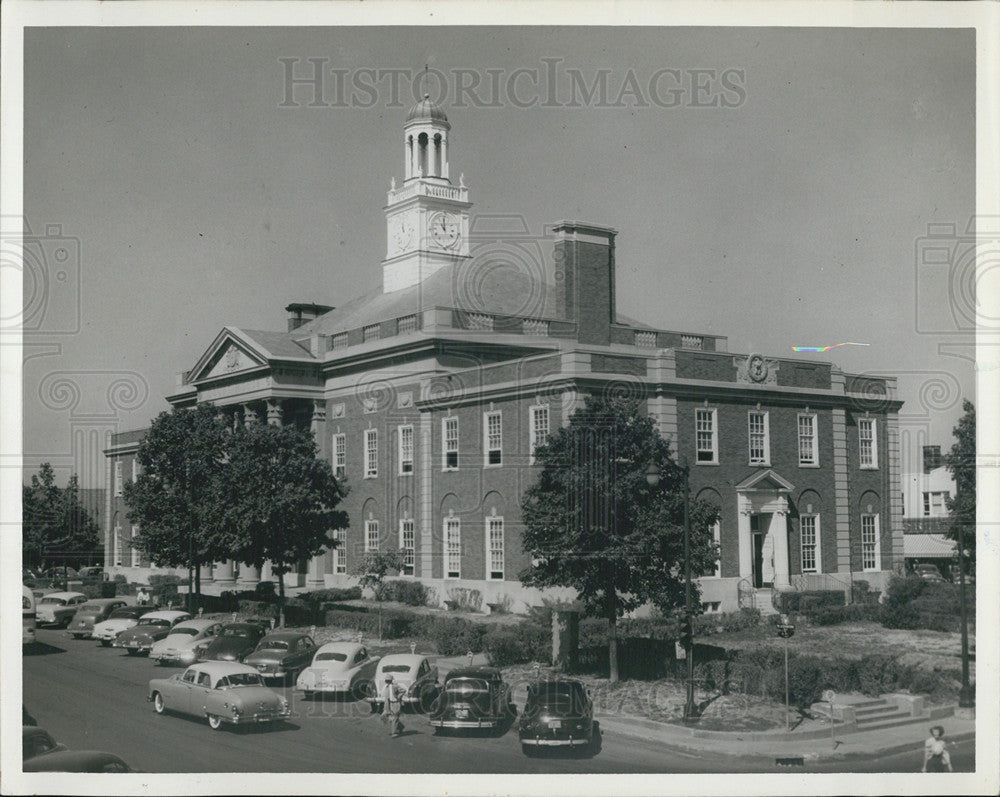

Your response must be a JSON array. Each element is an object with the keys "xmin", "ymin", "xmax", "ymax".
[
  {"xmin": 382, "ymin": 664, "xmax": 413, "ymax": 674},
  {"xmin": 169, "ymin": 627, "xmax": 201, "ymax": 636},
  {"xmin": 216, "ymin": 673, "xmax": 264, "ymax": 689},
  {"xmin": 109, "ymin": 609, "xmax": 138, "ymax": 619},
  {"xmin": 533, "ymin": 683, "xmax": 585, "ymax": 707},
  {"xmin": 39, "ymin": 597, "xmax": 65, "ymax": 606},
  {"xmin": 259, "ymin": 640, "xmax": 288, "ymax": 650},
  {"xmin": 315, "ymin": 651, "xmax": 348, "ymax": 662},
  {"xmin": 445, "ymin": 678, "xmax": 490, "ymax": 695},
  {"xmin": 137, "ymin": 618, "xmax": 171, "ymax": 627},
  {"xmin": 222, "ymin": 628, "xmax": 251, "ymax": 637}
]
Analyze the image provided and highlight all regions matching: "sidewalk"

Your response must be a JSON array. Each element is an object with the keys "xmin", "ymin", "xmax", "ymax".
[{"xmin": 596, "ymin": 711, "xmax": 975, "ymax": 764}]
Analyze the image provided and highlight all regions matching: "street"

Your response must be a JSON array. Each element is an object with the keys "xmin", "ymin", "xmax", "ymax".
[{"xmin": 23, "ymin": 627, "xmax": 974, "ymax": 775}]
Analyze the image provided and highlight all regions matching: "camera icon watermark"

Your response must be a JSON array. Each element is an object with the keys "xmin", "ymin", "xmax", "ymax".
[
  {"xmin": 1, "ymin": 217, "xmax": 82, "ymax": 336},
  {"xmin": 914, "ymin": 216, "xmax": 1000, "ymax": 336}
]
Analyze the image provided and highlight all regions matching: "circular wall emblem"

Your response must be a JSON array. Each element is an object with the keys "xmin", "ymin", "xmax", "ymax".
[{"xmin": 747, "ymin": 353, "xmax": 768, "ymax": 382}]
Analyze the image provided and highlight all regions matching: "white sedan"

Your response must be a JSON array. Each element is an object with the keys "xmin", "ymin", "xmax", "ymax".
[
  {"xmin": 150, "ymin": 619, "xmax": 223, "ymax": 666},
  {"xmin": 367, "ymin": 653, "xmax": 441, "ymax": 713},
  {"xmin": 295, "ymin": 642, "xmax": 380, "ymax": 699}
]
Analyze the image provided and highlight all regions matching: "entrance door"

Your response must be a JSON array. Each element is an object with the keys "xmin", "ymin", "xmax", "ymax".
[{"xmin": 750, "ymin": 514, "xmax": 774, "ymax": 588}]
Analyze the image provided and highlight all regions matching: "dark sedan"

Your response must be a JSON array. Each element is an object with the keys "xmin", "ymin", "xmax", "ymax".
[
  {"xmin": 243, "ymin": 631, "xmax": 317, "ymax": 682},
  {"xmin": 111, "ymin": 610, "xmax": 191, "ymax": 655},
  {"xmin": 196, "ymin": 622, "xmax": 267, "ymax": 663},
  {"xmin": 518, "ymin": 678, "xmax": 598, "ymax": 756},
  {"xmin": 429, "ymin": 666, "xmax": 516, "ymax": 734},
  {"xmin": 22, "ymin": 750, "xmax": 132, "ymax": 772}
]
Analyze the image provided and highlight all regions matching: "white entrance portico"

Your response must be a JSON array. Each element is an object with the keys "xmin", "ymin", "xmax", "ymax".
[{"xmin": 735, "ymin": 470, "xmax": 795, "ymax": 590}]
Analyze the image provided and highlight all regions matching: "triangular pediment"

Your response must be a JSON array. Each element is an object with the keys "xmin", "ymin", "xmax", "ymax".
[
  {"xmin": 188, "ymin": 328, "xmax": 269, "ymax": 383},
  {"xmin": 735, "ymin": 469, "xmax": 796, "ymax": 493}
]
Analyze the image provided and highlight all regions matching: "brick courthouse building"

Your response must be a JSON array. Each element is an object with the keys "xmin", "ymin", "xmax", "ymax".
[{"xmin": 105, "ymin": 98, "xmax": 904, "ymax": 613}]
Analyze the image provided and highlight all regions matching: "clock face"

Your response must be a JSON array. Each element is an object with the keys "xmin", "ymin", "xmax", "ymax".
[
  {"xmin": 392, "ymin": 217, "xmax": 414, "ymax": 251},
  {"xmin": 430, "ymin": 212, "xmax": 460, "ymax": 249}
]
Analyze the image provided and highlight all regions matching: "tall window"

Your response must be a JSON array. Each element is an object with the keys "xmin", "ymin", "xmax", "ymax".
[
  {"xmin": 487, "ymin": 516, "xmax": 504, "ymax": 580},
  {"xmin": 113, "ymin": 523, "xmax": 121, "ymax": 565},
  {"xmin": 445, "ymin": 517, "xmax": 461, "ymax": 578},
  {"xmin": 859, "ymin": 418, "xmax": 878, "ymax": 468},
  {"xmin": 861, "ymin": 514, "xmax": 880, "ymax": 571},
  {"xmin": 130, "ymin": 525, "xmax": 140, "ymax": 567},
  {"xmin": 364, "ymin": 429, "xmax": 378, "ymax": 478},
  {"xmin": 529, "ymin": 405, "xmax": 549, "ymax": 464},
  {"xmin": 923, "ymin": 491, "xmax": 948, "ymax": 517},
  {"xmin": 365, "ymin": 519, "xmax": 379, "ymax": 552},
  {"xmin": 748, "ymin": 411, "xmax": 770, "ymax": 465},
  {"xmin": 798, "ymin": 414, "xmax": 818, "ymax": 466},
  {"xmin": 800, "ymin": 515, "xmax": 820, "ymax": 573},
  {"xmin": 484, "ymin": 411, "xmax": 502, "ymax": 466},
  {"xmin": 113, "ymin": 462, "xmax": 123, "ymax": 497},
  {"xmin": 332, "ymin": 528, "xmax": 347, "ymax": 574},
  {"xmin": 398, "ymin": 425, "xmax": 414, "ymax": 475},
  {"xmin": 702, "ymin": 520, "xmax": 721, "ymax": 577},
  {"xmin": 400, "ymin": 519, "xmax": 415, "ymax": 576},
  {"xmin": 443, "ymin": 416, "xmax": 459, "ymax": 470},
  {"xmin": 332, "ymin": 433, "xmax": 346, "ymax": 479},
  {"xmin": 696, "ymin": 409, "xmax": 718, "ymax": 464}
]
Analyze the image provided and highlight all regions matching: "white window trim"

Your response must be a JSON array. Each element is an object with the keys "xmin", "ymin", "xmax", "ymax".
[
  {"xmin": 130, "ymin": 524, "xmax": 140, "ymax": 567},
  {"xmin": 528, "ymin": 404, "xmax": 550, "ymax": 466},
  {"xmin": 399, "ymin": 518, "xmax": 415, "ymax": 576},
  {"xmin": 113, "ymin": 523, "xmax": 121, "ymax": 565},
  {"xmin": 332, "ymin": 433, "xmax": 346, "ymax": 479},
  {"xmin": 484, "ymin": 410, "xmax": 502, "ymax": 467},
  {"xmin": 444, "ymin": 517, "xmax": 461, "ymax": 579},
  {"xmin": 748, "ymin": 410, "xmax": 770, "ymax": 466},
  {"xmin": 398, "ymin": 425, "xmax": 414, "ymax": 476},
  {"xmin": 364, "ymin": 519, "xmax": 379, "ymax": 552},
  {"xmin": 800, "ymin": 514, "xmax": 821, "ymax": 573},
  {"xmin": 797, "ymin": 413, "xmax": 820, "ymax": 467},
  {"xmin": 859, "ymin": 417, "xmax": 878, "ymax": 470},
  {"xmin": 113, "ymin": 461, "xmax": 123, "ymax": 497},
  {"xmin": 333, "ymin": 529, "xmax": 347, "ymax": 574},
  {"xmin": 442, "ymin": 416, "xmax": 459, "ymax": 472},
  {"xmin": 695, "ymin": 408, "xmax": 718, "ymax": 465},
  {"xmin": 703, "ymin": 519, "xmax": 721, "ymax": 578},
  {"xmin": 131, "ymin": 459, "xmax": 140, "ymax": 482},
  {"xmin": 364, "ymin": 428, "xmax": 378, "ymax": 479},
  {"xmin": 861, "ymin": 513, "xmax": 881, "ymax": 572},
  {"xmin": 486, "ymin": 515, "xmax": 505, "ymax": 581}
]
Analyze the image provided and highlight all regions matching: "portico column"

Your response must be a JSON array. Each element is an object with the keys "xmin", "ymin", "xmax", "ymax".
[
  {"xmin": 429, "ymin": 136, "xmax": 438, "ymax": 177},
  {"xmin": 243, "ymin": 404, "xmax": 259, "ymax": 427},
  {"xmin": 306, "ymin": 555, "xmax": 325, "ymax": 589},
  {"xmin": 237, "ymin": 565, "xmax": 261, "ymax": 589},
  {"xmin": 737, "ymin": 496, "xmax": 753, "ymax": 578},
  {"xmin": 770, "ymin": 504, "xmax": 791, "ymax": 589},
  {"xmin": 440, "ymin": 136, "xmax": 448, "ymax": 179},
  {"xmin": 261, "ymin": 561, "xmax": 273, "ymax": 582},
  {"xmin": 266, "ymin": 399, "xmax": 283, "ymax": 426},
  {"xmin": 310, "ymin": 399, "xmax": 327, "ymax": 455},
  {"xmin": 199, "ymin": 563, "xmax": 214, "ymax": 584},
  {"xmin": 213, "ymin": 560, "xmax": 236, "ymax": 587}
]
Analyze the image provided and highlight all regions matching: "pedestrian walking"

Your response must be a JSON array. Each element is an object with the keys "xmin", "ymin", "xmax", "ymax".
[
  {"xmin": 922, "ymin": 725, "xmax": 953, "ymax": 772},
  {"xmin": 136, "ymin": 587, "xmax": 150, "ymax": 606},
  {"xmin": 381, "ymin": 674, "xmax": 405, "ymax": 738}
]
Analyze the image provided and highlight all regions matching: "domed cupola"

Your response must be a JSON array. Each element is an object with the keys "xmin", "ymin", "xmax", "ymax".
[{"xmin": 403, "ymin": 93, "xmax": 451, "ymax": 181}]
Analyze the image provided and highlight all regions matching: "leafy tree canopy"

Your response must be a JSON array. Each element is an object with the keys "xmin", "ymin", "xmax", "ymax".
[
  {"xmin": 23, "ymin": 463, "xmax": 101, "ymax": 569},
  {"xmin": 945, "ymin": 399, "xmax": 975, "ymax": 568}
]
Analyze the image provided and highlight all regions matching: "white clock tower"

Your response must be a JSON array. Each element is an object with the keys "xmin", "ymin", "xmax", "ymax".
[{"xmin": 382, "ymin": 94, "xmax": 472, "ymax": 293}]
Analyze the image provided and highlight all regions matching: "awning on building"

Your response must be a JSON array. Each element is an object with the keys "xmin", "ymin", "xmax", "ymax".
[{"xmin": 903, "ymin": 533, "xmax": 956, "ymax": 558}]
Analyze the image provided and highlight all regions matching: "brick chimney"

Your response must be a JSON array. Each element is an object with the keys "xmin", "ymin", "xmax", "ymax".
[
  {"xmin": 286, "ymin": 302, "xmax": 334, "ymax": 332},
  {"xmin": 552, "ymin": 221, "xmax": 617, "ymax": 346}
]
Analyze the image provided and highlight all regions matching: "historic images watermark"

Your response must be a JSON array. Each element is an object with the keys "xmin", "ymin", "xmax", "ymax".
[{"xmin": 278, "ymin": 61, "xmax": 747, "ymax": 110}]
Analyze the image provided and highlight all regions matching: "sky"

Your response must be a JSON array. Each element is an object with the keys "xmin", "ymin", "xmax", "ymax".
[{"xmin": 20, "ymin": 25, "xmax": 977, "ymax": 488}]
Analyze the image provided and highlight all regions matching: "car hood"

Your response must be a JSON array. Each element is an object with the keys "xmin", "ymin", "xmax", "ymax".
[
  {"xmin": 245, "ymin": 651, "xmax": 287, "ymax": 664},
  {"xmin": 152, "ymin": 633, "xmax": 199, "ymax": 650},
  {"xmin": 204, "ymin": 638, "xmax": 254, "ymax": 657},
  {"xmin": 305, "ymin": 661, "xmax": 350, "ymax": 675},
  {"xmin": 117, "ymin": 626, "xmax": 164, "ymax": 641},
  {"xmin": 94, "ymin": 619, "xmax": 138, "ymax": 634}
]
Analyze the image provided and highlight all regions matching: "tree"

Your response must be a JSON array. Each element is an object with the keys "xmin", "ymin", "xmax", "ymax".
[
  {"xmin": 125, "ymin": 405, "xmax": 231, "ymax": 609},
  {"xmin": 351, "ymin": 547, "xmax": 406, "ymax": 640},
  {"xmin": 945, "ymin": 399, "xmax": 975, "ymax": 571},
  {"xmin": 23, "ymin": 463, "xmax": 101, "ymax": 574},
  {"xmin": 212, "ymin": 421, "xmax": 347, "ymax": 627},
  {"xmin": 520, "ymin": 394, "xmax": 719, "ymax": 682}
]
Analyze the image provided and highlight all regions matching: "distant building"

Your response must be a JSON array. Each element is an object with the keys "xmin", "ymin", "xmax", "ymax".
[
  {"xmin": 901, "ymin": 445, "xmax": 957, "ymax": 573},
  {"xmin": 105, "ymin": 98, "xmax": 905, "ymax": 611}
]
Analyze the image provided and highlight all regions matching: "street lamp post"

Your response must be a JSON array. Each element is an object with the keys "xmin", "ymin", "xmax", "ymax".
[
  {"xmin": 646, "ymin": 458, "xmax": 697, "ymax": 722},
  {"xmin": 957, "ymin": 521, "xmax": 974, "ymax": 711}
]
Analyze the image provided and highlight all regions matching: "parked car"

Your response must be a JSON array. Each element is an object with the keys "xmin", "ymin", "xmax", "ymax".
[
  {"xmin": 22, "ymin": 750, "xmax": 132, "ymax": 772},
  {"xmin": 195, "ymin": 622, "xmax": 267, "ymax": 663},
  {"xmin": 93, "ymin": 605, "xmax": 159, "ymax": 646},
  {"xmin": 35, "ymin": 592, "xmax": 87, "ymax": 627},
  {"xmin": 295, "ymin": 642, "xmax": 381, "ymax": 699},
  {"xmin": 518, "ymin": 679, "xmax": 598, "ymax": 756},
  {"xmin": 23, "ymin": 726, "xmax": 67, "ymax": 761},
  {"xmin": 67, "ymin": 597, "xmax": 129, "ymax": 639},
  {"xmin": 366, "ymin": 653, "xmax": 440, "ymax": 712},
  {"xmin": 244, "ymin": 632, "xmax": 317, "ymax": 683},
  {"xmin": 77, "ymin": 565, "xmax": 104, "ymax": 579},
  {"xmin": 428, "ymin": 666, "xmax": 516, "ymax": 733},
  {"xmin": 949, "ymin": 564, "xmax": 975, "ymax": 585},
  {"xmin": 112, "ymin": 609, "xmax": 192, "ymax": 655},
  {"xmin": 148, "ymin": 661, "xmax": 291, "ymax": 731},
  {"xmin": 914, "ymin": 564, "xmax": 946, "ymax": 583},
  {"xmin": 30, "ymin": 587, "xmax": 58, "ymax": 601},
  {"xmin": 150, "ymin": 618, "xmax": 223, "ymax": 666}
]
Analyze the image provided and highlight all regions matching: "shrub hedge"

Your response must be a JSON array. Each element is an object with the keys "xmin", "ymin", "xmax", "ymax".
[
  {"xmin": 774, "ymin": 590, "xmax": 845, "ymax": 615},
  {"xmin": 383, "ymin": 579, "xmax": 429, "ymax": 607}
]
